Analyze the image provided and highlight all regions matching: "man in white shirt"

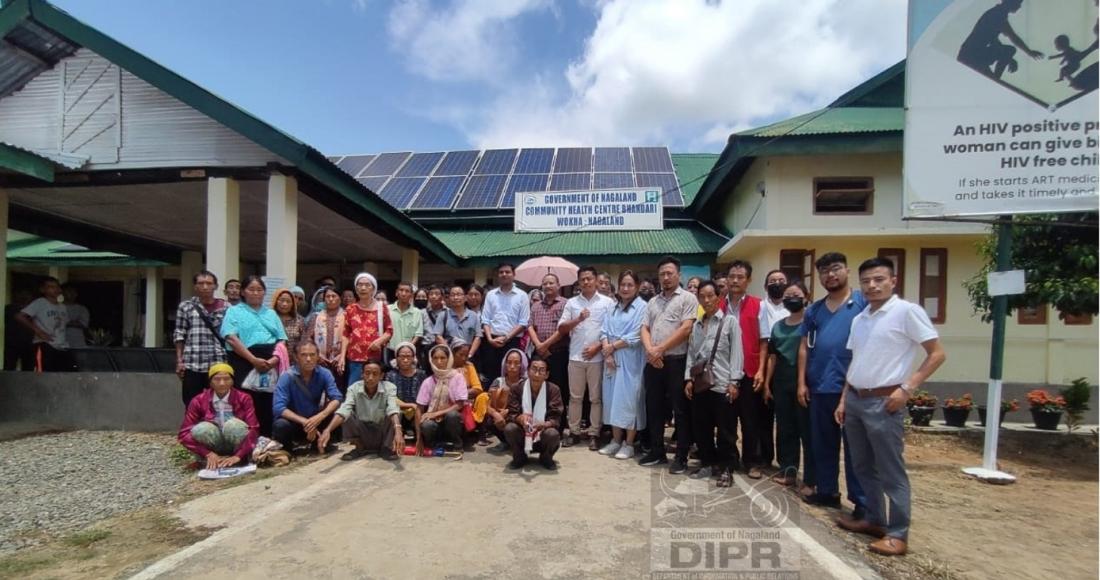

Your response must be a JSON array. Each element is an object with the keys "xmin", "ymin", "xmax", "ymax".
[
  {"xmin": 558, "ymin": 266, "xmax": 616, "ymax": 449},
  {"xmin": 16, "ymin": 276, "xmax": 73, "ymax": 372},
  {"xmin": 756, "ymin": 269, "xmax": 789, "ymax": 469},
  {"xmin": 481, "ymin": 263, "xmax": 530, "ymax": 379},
  {"xmin": 835, "ymin": 257, "xmax": 945, "ymax": 557}
]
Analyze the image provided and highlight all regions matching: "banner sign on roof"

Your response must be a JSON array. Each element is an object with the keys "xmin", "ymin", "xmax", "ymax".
[
  {"xmin": 514, "ymin": 188, "xmax": 664, "ymax": 232},
  {"xmin": 904, "ymin": 0, "xmax": 1099, "ymax": 217}
]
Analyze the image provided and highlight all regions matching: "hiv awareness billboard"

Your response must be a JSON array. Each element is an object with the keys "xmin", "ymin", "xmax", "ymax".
[{"xmin": 905, "ymin": 0, "xmax": 1100, "ymax": 217}]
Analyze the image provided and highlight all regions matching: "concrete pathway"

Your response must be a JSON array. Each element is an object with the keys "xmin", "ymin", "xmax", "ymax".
[{"xmin": 132, "ymin": 445, "xmax": 881, "ymax": 579}]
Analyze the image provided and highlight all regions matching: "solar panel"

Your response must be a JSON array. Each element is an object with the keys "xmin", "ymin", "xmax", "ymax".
[
  {"xmin": 410, "ymin": 176, "xmax": 465, "ymax": 210},
  {"xmin": 593, "ymin": 173, "xmax": 635, "ymax": 189},
  {"xmin": 500, "ymin": 174, "xmax": 549, "ymax": 208},
  {"xmin": 474, "ymin": 149, "xmax": 518, "ymax": 175},
  {"xmin": 396, "ymin": 152, "xmax": 444, "ymax": 177},
  {"xmin": 337, "ymin": 155, "xmax": 376, "ymax": 177},
  {"xmin": 636, "ymin": 173, "xmax": 684, "ymax": 206},
  {"xmin": 379, "ymin": 177, "xmax": 426, "ymax": 208},
  {"xmin": 632, "ymin": 147, "xmax": 675, "ymax": 173},
  {"xmin": 549, "ymin": 173, "xmax": 591, "ymax": 191},
  {"xmin": 594, "ymin": 147, "xmax": 631, "ymax": 172},
  {"xmin": 435, "ymin": 150, "xmax": 479, "ymax": 176},
  {"xmin": 455, "ymin": 174, "xmax": 508, "ymax": 209},
  {"xmin": 357, "ymin": 176, "xmax": 390, "ymax": 194},
  {"xmin": 553, "ymin": 147, "xmax": 592, "ymax": 173},
  {"xmin": 327, "ymin": 155, "xmax": 344, "ymax": 164},
  {"xmin": 362, "ymin": 152, "xmax": 411, "ymax": 176},
  {"xmin": 513, "ymin": 148, "xmax": 554, "ymax": 174}
]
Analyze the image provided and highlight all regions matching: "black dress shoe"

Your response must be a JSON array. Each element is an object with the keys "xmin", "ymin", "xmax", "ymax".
[
  {"xmin": 540, "ymin": 458, "xmax": 559, "ymax": 471},
  {"xmin": 507, "ymin": 457, "xmax": 528, "ymax": 470},
  {"xmin": 802, "ymin": 493, "xmax": 842, "ymax": 508}
]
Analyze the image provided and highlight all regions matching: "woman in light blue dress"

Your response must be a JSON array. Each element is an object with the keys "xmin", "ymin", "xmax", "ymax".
[{"xmin": 598, "ymin": 270, "xmax": 647, "ymax": 460}]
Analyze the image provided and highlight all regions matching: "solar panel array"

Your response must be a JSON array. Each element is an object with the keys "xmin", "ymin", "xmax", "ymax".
[{"xmin": 329, "ymin": 147, "xmax": 684, "ymax": 211}]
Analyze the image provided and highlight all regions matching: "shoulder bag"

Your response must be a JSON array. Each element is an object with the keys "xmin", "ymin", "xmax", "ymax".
[{"xmin": 689, "ymin": 316, "xmax": 728, "ymax": 394}]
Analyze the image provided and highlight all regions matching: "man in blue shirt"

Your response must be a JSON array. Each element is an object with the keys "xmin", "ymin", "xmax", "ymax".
[
  {"xmin": 798, "ymin": 252, "xmax": 867, "ymax": 517},
  {"xmin": 272, "ymin": 342, "xmax": 344, "ymax": 452}
]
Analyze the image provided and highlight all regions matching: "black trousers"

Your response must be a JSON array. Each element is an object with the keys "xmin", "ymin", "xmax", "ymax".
[
  {"xmin": 228, "ymin": 344, "xmax": 276, "ymax": 437},
  {"xmin": 737, "ymin": 376, "xmax": 763, "ymax": 467},
  {"xmin": 644, "ymin": 355, "xmax": 690, "ymax": 460},
  {"xmin": 504, "ymin": 422, "xmax": 561, "ymax": 464},
  {"xmin": 759, "ymin": 394, "xmax": 776, "ymax": 466},
  {"xmin": 691, "ymin": 389, "xmax": 741, "ymax": 471},
  {"xmin": 4, "ymin": 338, "xmax": 33, "ymax": 371},
  {"xmin": 480, "ymin": 336, "xmax": 522, "ymax": 384},
  {"xmin": 421, "ymin": 410, "xmax": 463, "ymax": 448},
  {"xmin": 181, "ymin": 370, "xmax": 209, "ymax": 407},
  {"xmin": 546, "ymin": 348, "xmax": 570, "ymax": 431},
  {"xmin": 271, "ymin": 414, "xmax": 334, "ymax": 449},
  {"xmin": 35, "ymin": 344, "xmax": 74, "ymax": 372}
]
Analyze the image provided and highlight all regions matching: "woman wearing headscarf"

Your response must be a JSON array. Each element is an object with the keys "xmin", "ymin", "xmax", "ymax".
[
  {"xmin": 598, "ymin": 270, "xmax": 648, "ymax": 460},
  {"xmin": 416, "ymin": 344, "xmax": 467, "ymax": 449},
  {"xmin": 482, "ymin": 347, "xmax": 527, "ymax": 451},
  {"xmin": 307, "ymin": 286, "xmax": 346, "ymax": 391},
  {"xmin": 178, "ymin": 363, "xmax": 260, "ymax": 469},
  {"xmin": 273, "ymin": 288, "xmax": 306, "ymax": 357},
  {"xmin": 385, "ymin": 341, "xmax": 425, "ymax": 441},
  {"xmin": 220, "ymin": 275, "xmax": 288, "ymax": 437},
  {"xmin": 342, "ymin": 272, "xmax": 393, "ymax": 387}
]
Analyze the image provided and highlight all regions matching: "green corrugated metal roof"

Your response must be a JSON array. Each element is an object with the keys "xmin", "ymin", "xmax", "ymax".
[
  {"xmin": 6, "ymin": 230, "xmax": 168, "ymax": 266},
  {"xmin": 671, "ymin": 153, "xmax": 718, "ymax": 206},
  {"xmin": 0, "ymin": 141, "xmax": 55, "ymax": 181},
  {"xmin": 739, "ymin": 107, "xmax": 903, "ymax": 138},
  {"xmin": 434, "ymin": 225, "xmax": 727, "ymax": 261}
]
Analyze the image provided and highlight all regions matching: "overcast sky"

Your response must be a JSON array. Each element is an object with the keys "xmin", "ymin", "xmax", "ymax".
[{"xmin": 53, "ymin": 0, "xmax": 907, "ymax": 154}]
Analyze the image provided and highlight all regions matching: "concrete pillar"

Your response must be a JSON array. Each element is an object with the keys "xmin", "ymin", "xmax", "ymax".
[
  {"xmin": 207, "ymin": 177, "xmax": 240, "ymax": 295},
  {"xmin": 144, "ymin": 267, "xmax": 163, "ymax": 347},
  {"xmin": 179, "ymin": 250, "xmax": 203, "ymax": 299},
  {"xmin": 473, "ymin": 266, "xmax": 490, "ymax": 287},
  {"xmin": 122, "ymin": 276, "xmax": 140, "ymax": 345},
  {"xmin": 266, "ymin": 173, "xmax": 298, "ymax": 285},
  {"xmin": 0, "ymin": 189, "xmax": 7, "ymax": 357},
  {"xmin": 401, "ymin": 249, "xmax": 420, "ymax": 287},
  {"xmin": 48, "ymin": 266, "xmax": 68, "ymax": 283}
]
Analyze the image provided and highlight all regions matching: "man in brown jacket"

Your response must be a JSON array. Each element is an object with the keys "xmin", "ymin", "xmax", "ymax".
[{"xmin": 504, "ymin": 357, "xmax": 564, "ymax": 470}]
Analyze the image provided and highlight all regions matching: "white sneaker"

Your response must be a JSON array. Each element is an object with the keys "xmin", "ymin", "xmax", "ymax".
[
  {"xmin": 598, "ymin": 441, "xmax": 622, "ymax": 456},
  {"xmin": 614, "ymin": 444, "xmax": 635, "ymax": 460}
]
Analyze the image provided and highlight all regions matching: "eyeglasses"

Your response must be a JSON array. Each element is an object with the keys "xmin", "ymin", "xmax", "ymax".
[{"xmin": 817, "ymin": 264, "xmax": 845, "ymax": 276}]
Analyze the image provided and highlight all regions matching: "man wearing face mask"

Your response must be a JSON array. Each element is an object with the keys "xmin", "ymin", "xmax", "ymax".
[{"xmin": 756, "ymin": 269, "xmax": 790, "ymax": 470}]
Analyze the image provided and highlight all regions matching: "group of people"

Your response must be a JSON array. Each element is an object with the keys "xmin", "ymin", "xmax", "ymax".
[
  {"xmin": 7, "ymin": 278, "xmax": 91, "ymax": 372},
  {"xmin": 174, "ymin": 252, "xmax": 945, "ymax": 557}
]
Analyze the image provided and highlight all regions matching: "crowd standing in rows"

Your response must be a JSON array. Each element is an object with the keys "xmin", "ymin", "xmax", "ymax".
[{"xmin": 170, "ymin": 253, "xmax": 944, "ymax": 556}]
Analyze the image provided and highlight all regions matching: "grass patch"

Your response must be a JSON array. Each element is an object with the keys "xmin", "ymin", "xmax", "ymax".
[
  {"xmin": 0, "ymin": 552, "xmax": 62, "ymax": 576},
  {"xmin": 62, "ymin": 528, "xmax": 111, "ymax": 548},
  {"xmin": 168, "ymin": 443, "xmax": 195, "ymax": 469}
]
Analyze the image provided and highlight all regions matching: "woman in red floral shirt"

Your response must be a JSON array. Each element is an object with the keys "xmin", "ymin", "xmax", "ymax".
[{"xmin": 341, "ymin": 272, "xmax": 393, "ymax": 386}]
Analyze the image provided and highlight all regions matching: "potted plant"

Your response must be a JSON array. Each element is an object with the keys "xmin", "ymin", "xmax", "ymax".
[
  {"xmin": 1026, "ymin": 389, "xmax": 1066, "ymax": 430},
  {"xmin": 942, "ymin": 393, "xmax": 973, "ymax": 427},
  {"xmin": 1060, "ymin": 377, "xmax": 1092, "ymax": 434},
  {"xmin": 907, "ymin": 390, "xmax": 937, "ymax": 427},
  {"xmin": 977, "ymin": 399, "xmax": 1019, "ymax": 427}
]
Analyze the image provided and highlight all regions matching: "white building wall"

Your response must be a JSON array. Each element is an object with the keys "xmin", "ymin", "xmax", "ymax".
[{"xmin": 0, "ymin": 49, "xmax": 286, "ymax": 169}]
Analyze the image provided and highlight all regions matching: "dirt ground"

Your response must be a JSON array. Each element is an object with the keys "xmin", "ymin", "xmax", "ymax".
[
  {"xmin": 831, "ymin": 430, "xmax": 1099, "ymax": 580},
  {"xmin": 0, "ymin": 429, "xmax": 1095, "ymax": 579}
]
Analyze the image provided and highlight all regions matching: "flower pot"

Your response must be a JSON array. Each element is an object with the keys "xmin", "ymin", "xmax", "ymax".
[
  {"xmin": 908, "ymin": 405, "xmax": 935, "ymax": 427},
  {"xmin": 1030, "ymin": 409, "xmax": 1062, "ymax": 431},
  {"xmin": 943, "ymin": 406, "xmax": 970, "ymax": 428},
  {"xmin": 977, "ymin": 406, "xmax": 1007, "ymax": 427}
]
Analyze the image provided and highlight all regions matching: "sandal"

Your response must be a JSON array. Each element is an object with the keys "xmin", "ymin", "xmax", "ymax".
[
  {"xmin": 771, "ymin": 474, "xmax": 796, "ymax": 486},
  {"xmin": 340, "ymin": 448, "xmax": 369, "ymax": 461},
  {"xmin": 717, "ymin": 470, "xmax": 733, "ymax": 488},
  {"xmin": 747, "ymin": 466, "xmax": 764, "ymax": 480}
]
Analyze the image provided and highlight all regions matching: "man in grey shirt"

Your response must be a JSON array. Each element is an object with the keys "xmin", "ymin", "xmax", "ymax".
[
  {"xmin": 684, "ymin": 280, "xmax": 743, "ymax": 487},
  {"xmin": 639, "ymin": 256, "xmax": 699, "ymax": 474}
]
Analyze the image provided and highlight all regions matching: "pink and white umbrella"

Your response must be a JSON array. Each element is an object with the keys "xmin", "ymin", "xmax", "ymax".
[{"xmin": 514, "ymin": 256, "xmax": 579, "ymax": 287}]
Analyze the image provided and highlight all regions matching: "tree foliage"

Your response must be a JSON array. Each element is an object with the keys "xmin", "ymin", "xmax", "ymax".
[{"xmin": 963, "ymin": 213, "xmax": 1098, "ymax": 323}]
